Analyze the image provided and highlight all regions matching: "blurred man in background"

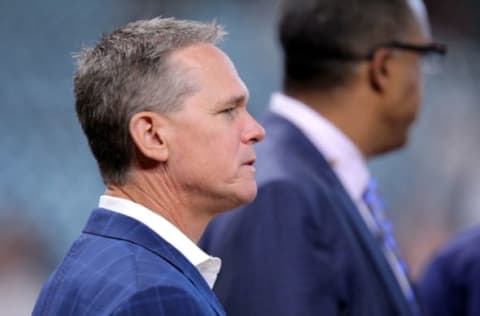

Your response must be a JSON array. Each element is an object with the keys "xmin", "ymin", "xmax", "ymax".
[
  {"xmin": 33, "ymin": 17, "xmax": 264, "ymax": 315},
  {"xmin": 419, "ymin": 226, "xmax": 480, "ymax": 316},
  {"xmin": 201, "ymin": 0, "xmax": 446, "ymax": 315}
]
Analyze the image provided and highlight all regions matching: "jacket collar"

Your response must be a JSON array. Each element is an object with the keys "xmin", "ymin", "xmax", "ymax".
[{"xmin": 83, "ymin": 208, "xmax": 225, "ymax": 315}]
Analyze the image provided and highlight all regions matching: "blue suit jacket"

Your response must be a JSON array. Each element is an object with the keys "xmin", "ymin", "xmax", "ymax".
[
  {"xmin": 200, "ymin": 112, "xmax": 417, "ymax": 316},
  {"xmin": 33, "ymin": 208, "xmax": 225, "ymax": 316},
  {"xmin": 419, "ymin": 225, "xmax": 480, "ymax": 316}
]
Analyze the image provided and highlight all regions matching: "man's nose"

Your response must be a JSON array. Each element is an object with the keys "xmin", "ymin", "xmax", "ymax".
[{"xmin": 242, "ymin": 113, "xmax": 265, "ymax": 144}]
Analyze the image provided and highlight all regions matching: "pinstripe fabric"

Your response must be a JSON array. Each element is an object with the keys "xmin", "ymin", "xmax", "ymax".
[{"xmin": 33, "ymin": 208, "xmax": 225, "ymax": 316}]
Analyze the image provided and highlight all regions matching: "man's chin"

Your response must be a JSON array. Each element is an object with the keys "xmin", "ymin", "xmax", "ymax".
[
  {"xmin": 209, "ymin": 184, "xmax": 257, "ymax": 215},
  {"xmin": 373, "ymin": 134, "xmax": 409, "ymax": 157},
  {"xmin": 237, "ymin": 186, "xmax": 258, "ymax": 205},
  {"xmin": 230, "ymin": 184, "xmax": 258, "ymax": 209}
]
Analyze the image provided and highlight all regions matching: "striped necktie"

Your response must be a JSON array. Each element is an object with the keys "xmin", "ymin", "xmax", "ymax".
[{"xmin": 363, "ymin": 178, "xmax": 420, "ymax": 316}]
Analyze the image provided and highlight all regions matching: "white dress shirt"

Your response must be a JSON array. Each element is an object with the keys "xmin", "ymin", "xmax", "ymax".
[
  {"xmin": 270, "ymin": 92, "xmax": 413, "ymax": 298},
  {"xmin": 98, "ymin": 195, "xmax": 221, "ymax": 289}
]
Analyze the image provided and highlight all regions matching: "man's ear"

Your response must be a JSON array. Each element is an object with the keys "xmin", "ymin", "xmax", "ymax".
[
  {"xmin": 129, "ymin": 112, "xmax": 169, "ymax": 162},
  {"xmin": 369, "ymin": 48, "xmax": 393, "ymax": 93}
]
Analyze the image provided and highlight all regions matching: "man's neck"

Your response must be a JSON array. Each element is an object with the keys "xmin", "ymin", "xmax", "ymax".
[
  {"xmin": 104, "ymin": 175, "xmax": 208, "ymax": 243},
  {"xmin": 285, "ymin": 88, "xmax": 378, "ymax": 159}
]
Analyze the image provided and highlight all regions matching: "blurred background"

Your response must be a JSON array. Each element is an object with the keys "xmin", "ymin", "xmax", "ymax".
[{"xmin": 1, "ymin": 0, "xmax": 479, "ymax": 314}]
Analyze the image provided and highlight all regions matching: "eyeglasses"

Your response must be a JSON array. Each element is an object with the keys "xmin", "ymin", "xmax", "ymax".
[
  {"xmin": 325, "ymin": 41, "xmax": 448, "ymax": 74},
  {"xmin": 369, "ymin": 42, "xmax": 448, "ymax": 74},
  {"xmin": 377, "ymin": 42, "xmax": 447, "ymax": 56}
]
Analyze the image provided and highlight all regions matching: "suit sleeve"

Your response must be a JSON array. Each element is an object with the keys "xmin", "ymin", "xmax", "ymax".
[
  {"xmin": 419, "ymin": 240, "xmax": 480, "ymax": 316},
  {"xmin": 418, "ymin": 254, "xmax": 456, "ymax": 316},
  {"xmin": 112, "ymin": 285, "xmax": 213, "ymax": 316},
  {"xmin": 203, "ymin": 180, "xmax": 349, "ymax": 316}
]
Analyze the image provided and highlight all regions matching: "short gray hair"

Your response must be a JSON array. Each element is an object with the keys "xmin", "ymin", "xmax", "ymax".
[{"xmin": 74, "ymin": 17, "xmax": 225, "ymax": 185}]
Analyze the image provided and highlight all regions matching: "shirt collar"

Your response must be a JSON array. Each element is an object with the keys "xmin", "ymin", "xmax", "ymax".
[
  {"xmin": 98, "ymin": 195, "xmax": 221, "ymax": 288},
  {"xmin": 270, "ymin": 92, "xmax": 370, "ymax": 202}
]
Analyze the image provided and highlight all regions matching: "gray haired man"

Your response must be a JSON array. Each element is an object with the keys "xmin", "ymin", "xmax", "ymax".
[{"xmin": 33, "ymin": 17, "xmax": 264, "ymax": 316}]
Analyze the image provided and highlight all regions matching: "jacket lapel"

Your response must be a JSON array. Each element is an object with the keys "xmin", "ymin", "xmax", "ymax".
[
  {"xmin": 334, "ymin": 192, "xmax": 414, "ymax": 316},
  {"xmin": 83, "ymin": 208, "xmax": 225, "ymax": 316}
]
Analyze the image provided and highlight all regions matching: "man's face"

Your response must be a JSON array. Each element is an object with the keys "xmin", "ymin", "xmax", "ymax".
[
  {"xmin": 164, "ymin": 43, "xmax": 265, "ymax": 214},
  {"xmin": 379, "ymin": 0, "xmax": 432, "ymax": 151}
]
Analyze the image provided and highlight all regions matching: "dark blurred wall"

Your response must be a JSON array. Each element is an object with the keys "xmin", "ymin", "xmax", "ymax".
[{"xmin": 425, "ymin": 0, "xmax": 479, "ymax": 36}]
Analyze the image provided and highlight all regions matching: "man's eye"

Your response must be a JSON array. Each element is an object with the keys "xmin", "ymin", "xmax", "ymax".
[{"xmin": 221, "ymin": 107, "xmax": 236, "ymax": 115}]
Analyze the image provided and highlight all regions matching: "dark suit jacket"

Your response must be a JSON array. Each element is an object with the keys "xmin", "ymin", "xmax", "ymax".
[
  {"xmin": 200, "ymin": 112, "xmax": 417, "ymax": 316},
  {"xmin": 33, "ymin": 208, "xmax": 225, "ymax": 316},
  {"xmin": 419, "ymin": 225, "xmax": 480, "ymax": 316}
]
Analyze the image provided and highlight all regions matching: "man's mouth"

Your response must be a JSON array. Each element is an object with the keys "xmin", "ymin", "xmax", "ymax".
[{"xmin": 243, "ymin": 158, "xmax": 256, "ymax": 166}]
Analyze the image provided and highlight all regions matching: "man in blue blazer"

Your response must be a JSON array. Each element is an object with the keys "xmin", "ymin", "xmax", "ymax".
[
  {"xmin": 201, "ymin": 0, "xmax": 446, "ymax": 315},
  {"xmin": 33, "ymin": 17, "xmax": 265, "ymax": 315},
  {"xmin": 419, "ymin": 226, "xmax": 480, "ymax": 316}
]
